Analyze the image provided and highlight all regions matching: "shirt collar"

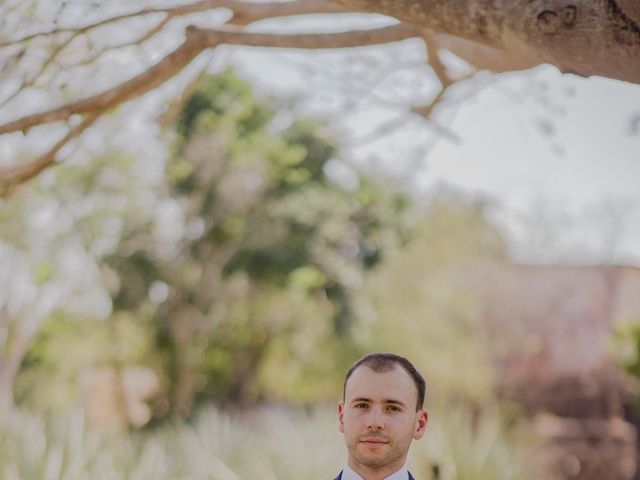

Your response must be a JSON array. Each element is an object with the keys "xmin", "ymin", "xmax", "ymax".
[{"xmin": 342, "ymin": 464, "xmax": 409, "ymax": 480}]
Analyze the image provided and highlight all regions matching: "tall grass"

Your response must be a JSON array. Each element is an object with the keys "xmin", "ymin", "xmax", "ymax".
[{"xmin": 0, "ymin": 404, "xmax": 544, "ymax": 479}]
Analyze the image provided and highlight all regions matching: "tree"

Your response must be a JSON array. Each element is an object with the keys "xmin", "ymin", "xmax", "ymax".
[
  {"xmin": 0, "ymin": 195, "xmax": 114, "ymax": 415},
  {"xmin": 98, "ymin": 70, "xmax": 412, "ymax": 417},
  {"xmin": 0, "ymin": 0, "xmax": 638, "ymax": 192},
  {"xmin": 360, "ymin": 196, "xmax": 508, "ymax": 408},
  {"xmin": 0, "ymin": 124, "xmax": 164, "ymax": 414}
]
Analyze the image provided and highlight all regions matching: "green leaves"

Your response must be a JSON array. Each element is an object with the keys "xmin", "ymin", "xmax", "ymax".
[
  {"xmin": 93, "ymin": 69, "xmax": 414, "ymax": 414},
  {"xmin": 614, "ymin": 323, "xmax": 640, "ymax": 381},
  {"xmin": 33, "ymin": 260, "xmax": 54, "ymax": 284}
]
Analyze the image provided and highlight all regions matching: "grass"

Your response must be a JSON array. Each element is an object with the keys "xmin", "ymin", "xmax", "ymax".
[{"xmin": 0, "ymin": 403, "xmax": 543, "ymax": 479}]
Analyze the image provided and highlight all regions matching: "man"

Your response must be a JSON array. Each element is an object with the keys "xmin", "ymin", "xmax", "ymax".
[{"xmin": 336, "ymin": 353, "xmax": 429, "ymax": 480}]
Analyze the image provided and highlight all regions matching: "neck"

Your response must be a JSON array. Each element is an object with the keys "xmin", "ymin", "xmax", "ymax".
[{"xmin": 347, "ymin": 459, "xmax": 406, "ymax": 480}]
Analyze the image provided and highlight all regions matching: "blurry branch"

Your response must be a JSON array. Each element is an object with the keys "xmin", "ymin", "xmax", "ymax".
[
  {"xmin": 1, "ymin": 3, "xmax": 184, "ymax": 47},
  {"xmin": 0, "ymin": 34, "xmax": 209, "ymax": 135},
  {"xmin": 347, "ymin": 111, "xmax": 461, "ymax": 146},
  {"xmin": 0, "ymin": 33, "xmax": 80, "ymax": 109},
  {"xmin": 61, "ymin": 16, "xmax": 175, "ymax": 70},
  {"xmin": 157, "ymin": 68, "xmax": 210, "ymax": 130},
  {"xmin": 0, "ymin": 114, "xmax": 98, "ymax": 197},
  {"xmin": 0, "ymin": 0, "xmax": 543, "ymax": 193},
  {"xmin": 410, "ymin": 30, "xmax": 537, "ymax": 121},
  {"xmin": 334, "ymin": 0, "xmax": 640, "ymax": 84},
  {"xmin": 0, "ymin": 24, "xmax": 420, "ymax": 136},
  {"xmin": 429, "ymin": 32, "xmax": 540, "ymax": 74},
  {"xmin": 0, "ymin": 0, "xmax": 349, "ymax": 47},
  {"xmin": 410, "ymin": 70, "xmax": 475, "ymax": 120},
  {"xmin": 225, "ymin": 0, "xmax": 350, "ymax": 25},
  {"xmin": 630, "ymin": 114, "xmax": 640, "ymax": 135},
  {"xmin": 191, "ymin": 23, "xmax": 419, "ymax": 49},
  {"xmin": 0, "ymin": 306, "xmax": 39, "ymax": 414},
  {"xmin": 422, "ymin": 32, "xmax": 456, "ymax": 89},
  {"xmin": 404, "ymin": 31, "xmax": 458, "ymax": 121},
  {"xmin": 0, "ymin": 0, "xmax": 353, "ymax": 109},
  {"xmin": 410, "ymin": 90, "xmax": 448, "ymax": 119},
  {"xmin": 0, "ymin": 1, "xmax": 352, "ymax": 106},
  {"xmin": 0, "ymin": 306, "xmax": 8, "ymax": 347},
  {"xmin": 344, "ymin": 61, "xmax": 424, "ymax": 111}
]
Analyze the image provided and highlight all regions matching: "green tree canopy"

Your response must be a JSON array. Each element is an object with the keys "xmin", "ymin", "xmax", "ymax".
[{"xmin": 102, "ymin": 69, "xmax": 413, "ymax": 416}]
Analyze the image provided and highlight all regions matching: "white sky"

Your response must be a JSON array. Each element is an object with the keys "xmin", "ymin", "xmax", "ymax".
[
  {"xmin": 224, "ymin": 18, "xmax": 640, "ymax": 265},
  {"xmin": 423, "ymin": 69, "xmax": 640, "ymax": 264},
  {"xmin": 4, "ymin": 9, "xmax": 640, "ymax": 266}
]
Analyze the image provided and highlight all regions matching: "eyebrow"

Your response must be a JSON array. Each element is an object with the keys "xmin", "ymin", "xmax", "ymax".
[{"xmin": 351, "ymin": 397, "xmax": 406, "ymax": 407}]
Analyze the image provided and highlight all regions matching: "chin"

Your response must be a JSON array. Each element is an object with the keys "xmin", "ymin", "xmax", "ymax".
[{"xmin": 355, "ymin": 452, "xmax": 391, "ymax": 467}]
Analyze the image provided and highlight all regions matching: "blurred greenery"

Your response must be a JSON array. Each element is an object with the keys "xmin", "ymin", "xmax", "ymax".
[
  {"xmin": 359, "ymin": 197, "xmax": 507, "ymax": 408},
  {"xmin": 106, "ymin": 70, "xmax": 415, "ymax": 415},
  {"xmin": 614, "ymin": 321, "xmax": 640, "ymax": 382},
  {"xmin": 2, "ymin": 69, "xmax": 546, "ymax": 477},
  {"xmin": 0, "ymin": 405, "xmax": 541, "ymax": 480}
]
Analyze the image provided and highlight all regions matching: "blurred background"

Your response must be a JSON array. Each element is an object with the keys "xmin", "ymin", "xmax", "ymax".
[{"xmin": 1, "ymin": 1, "xmax": 640, "ymax": 479}]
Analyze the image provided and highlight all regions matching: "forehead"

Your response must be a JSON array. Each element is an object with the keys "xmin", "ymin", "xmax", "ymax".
[{"xmin": 345, "ymin": 365, "xmax": 418, "ymax": 404}]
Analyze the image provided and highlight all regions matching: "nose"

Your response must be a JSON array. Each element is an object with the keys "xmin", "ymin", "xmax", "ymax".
[{"xmin": 366, "ymin": 406, "xmax": 385, "ymax": 430}]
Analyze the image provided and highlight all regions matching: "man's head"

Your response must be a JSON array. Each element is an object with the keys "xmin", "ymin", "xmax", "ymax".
[
  {"xmin": 343, "ymin": 353, "xmax": 426, "ymax": 411},
  {"xmin": 338, "ymin": 353, "xmax": 428, "ymax": 478}
]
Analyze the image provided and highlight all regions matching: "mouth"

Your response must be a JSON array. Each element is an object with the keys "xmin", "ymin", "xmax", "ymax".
[{"xmin": 359, "ymin": 438, "xmax": 389, "ymax": 445}]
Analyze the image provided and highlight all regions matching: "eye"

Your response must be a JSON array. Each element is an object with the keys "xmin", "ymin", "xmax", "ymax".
[
  {"xmin": 386, "ymin": 405, "xmax": 401, "ymax": 412},
  {"xmin": 354, "ymin": 402, "xmax": 369, "ymax": 409}
]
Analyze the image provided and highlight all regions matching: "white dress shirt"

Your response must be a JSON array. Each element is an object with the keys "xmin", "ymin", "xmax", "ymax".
[{"xmin": 341, "ymin": 464, "xmax": 409, "ymax": 480}]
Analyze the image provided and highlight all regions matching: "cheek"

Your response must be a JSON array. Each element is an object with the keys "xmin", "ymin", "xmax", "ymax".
[
  {"xmin": 342, "ymin": 413, "xmax": 363, "ymax": 431},
  {"xmin": 398, "ymin": 416, "xmax": 418, "ymax": 432}
]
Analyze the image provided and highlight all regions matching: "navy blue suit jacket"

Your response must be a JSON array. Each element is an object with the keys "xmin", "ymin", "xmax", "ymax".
[{"xmin": 334, "ymin": 472, "xmax": 415, "ymax": 480}]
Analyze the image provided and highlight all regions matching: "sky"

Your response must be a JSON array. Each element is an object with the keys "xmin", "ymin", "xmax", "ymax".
[
  {"xmin": 3, "ymin": 7, "xmax": 640, "ymax": 266},
  {"xmin": 223, "ymin": 16, "xmax": 640, "ymax": 266},
  {"xmin": 423, "ymin": 69, "xmax": 640, "ymax": 264}
]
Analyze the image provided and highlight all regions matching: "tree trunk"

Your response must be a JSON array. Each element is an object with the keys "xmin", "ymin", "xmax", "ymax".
[
  {"xmin": 334, "ymin": 0, "xmax": 640, "ymax": 84},
  {"xmin": 0, "ymin": 364, "xmax": 15, "ymax": 418},
  {"xmin": 0, "ymin": 327, "xmax": 35, "ymax": 419},
  {"xmin": 168, "ymin": 304, "xmax": 197, "ymax": 418}
]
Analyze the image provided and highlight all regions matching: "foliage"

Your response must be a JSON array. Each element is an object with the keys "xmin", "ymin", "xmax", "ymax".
[
  {"xmin": 0, "ymin": 404, "xmax": 541, "ymax": 480},
  {"xmin": 412, "ymin": 401, "xmax": 547, "ymax": 480},
  {"xmin": 3, "ymin": 65, "xmax": 546, "ymax": 477},
  {"xmin": 16, "ymin": 311, "xmax": 155, "ymax": 413},
  {"xmin": 96, "ymin": 69, "xmax": 413, "ymax": 415},
  {"xmin": 613, "ymin": 321, "xmax": 640, "ymax": 382},
  {"xmin": 0, "ymin": 110, "xmax": 168, "ymax": 410},
  {"xmin": 358, "ymin": 196, "xmax": 507, "ymax": 406}
]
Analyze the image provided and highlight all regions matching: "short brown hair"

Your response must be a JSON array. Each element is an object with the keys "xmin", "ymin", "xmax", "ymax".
[{"xmin": 343, "ymin": 352, "xmax": 426, "ymax": 410}]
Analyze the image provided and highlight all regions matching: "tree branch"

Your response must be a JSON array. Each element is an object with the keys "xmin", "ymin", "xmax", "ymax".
[
  {"xmin": 0, "ymin": 113, "xmax": 98, "ymax": 196},
  {"xmin": 190, "ymin": 23, "xmax": 419, "ymax": 49},
  {"xmin": 334, "ymin": 0, "xmax": 640, "ymax": 84},
  {"xmin": 226, "ymin": 0, "xmax": 349, "ymax": 25},
  {"xmin": 0, "ymin": 0, "xmax": 348, "ymax": 47},
  {"xmin": 426, "ymin": 31, "xmax": 540, "ymax": 74},
  {"xmin": 421, "ymin": 32, "xmax": 456, "ymax": 88},
  {"xmin": 0, "ymin": 32, "xmax": 209, "ymax": 135},
  {"xmin": 0, "ymin": 24, "xmax": 420, "ymax": 135}
]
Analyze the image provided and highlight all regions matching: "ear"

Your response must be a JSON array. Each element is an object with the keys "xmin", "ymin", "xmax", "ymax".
[
  {"xmin": 413, "ymin": 409, "xmax": 429, "ymax": 440},
  {"xmin": 338, "ymin": 400, "xmax": 345, "ymax": 433}
]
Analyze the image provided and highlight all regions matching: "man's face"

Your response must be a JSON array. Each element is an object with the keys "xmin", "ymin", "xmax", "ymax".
[{"xmin": 338, "ymin": 365, "xmax": 428, "ymax": 476}]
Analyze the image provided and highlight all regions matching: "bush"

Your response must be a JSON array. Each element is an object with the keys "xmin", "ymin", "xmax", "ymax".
[{"xmin": 0, "ymin": 404, "xmax": 541, "ymax": 479}]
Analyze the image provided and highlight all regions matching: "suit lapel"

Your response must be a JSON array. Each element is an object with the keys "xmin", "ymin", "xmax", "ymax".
[
  {"xmin": 335, "ymin": 472, "xmax": 415, "ymax": 480},
  {"xmin": 336, "ymin": 470, "xmax": 414, "ymax": 479}
]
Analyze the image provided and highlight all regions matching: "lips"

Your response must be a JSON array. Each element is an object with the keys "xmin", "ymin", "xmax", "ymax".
[{"xmin": 359, "ymin": 437, "xmax": 389, "ymax": 444}]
